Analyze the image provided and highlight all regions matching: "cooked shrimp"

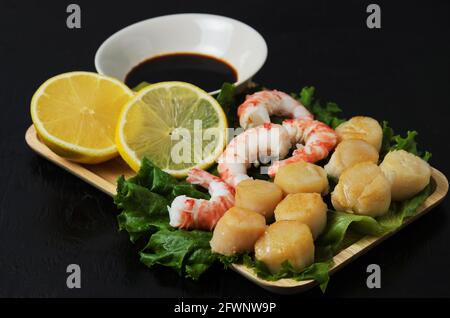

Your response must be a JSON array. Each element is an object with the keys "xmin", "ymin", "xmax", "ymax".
[
  {"xmin": 237, "ymin": 90, "xmax": 313, "ymax": 129},
  {"xmin": 168, "ymin": 168, "xmax": 235, "ymax": 231},
  {"xmin": 268, "ymin": 119, "xmax": 338, "ymax": 176},
  {"xmin": 218, "ymin": 123, "xmax": 292, "ymax": 187}
]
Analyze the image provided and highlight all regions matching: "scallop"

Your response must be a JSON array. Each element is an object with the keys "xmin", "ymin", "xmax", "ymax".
[
  {"xmin": 255, "ymin": 220, "xmax": 314, "ymax": 274},
  {"xmin": 274, "ymin": 161, "xmax": 329, "ymax": 195},
  {"xmin": 331, "ymin": 162, "xmax": 391, "ymax": 217},
  {"xmin": 235, "ymin": 179, "xmax": 283, "ymax": 219},
  {"xmin": 380, "ymin": 150, "xmax": 431, "ymax": 201},
  {"xmin": 210, "ymin": 207, "xmax": 266, "ymax": 256},
  {"xmin": 324, "ymin": 139, "xmax": 379, "ymax": 179},
  {"xmin": 335, "ymin": 116, "xmax": 383, "ymax": 151},
  {"xmin": 274, "ymin": 193, "xmax": 327, "ymax": 239}
]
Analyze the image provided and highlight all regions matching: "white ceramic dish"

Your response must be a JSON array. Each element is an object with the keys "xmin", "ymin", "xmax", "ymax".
[{"xmin": 95, "ymin": 14, "xmax": 267, "ymax": 94}]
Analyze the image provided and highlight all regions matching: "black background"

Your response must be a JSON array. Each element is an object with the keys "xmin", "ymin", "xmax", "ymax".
[{"xmin": 0, "ymin": 0, "xmax": 449, "ymax": 298}]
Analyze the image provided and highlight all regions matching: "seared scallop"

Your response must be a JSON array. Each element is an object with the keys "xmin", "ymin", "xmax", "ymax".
[
  {"xmin": 274, "ymin": 193, "xmax": 327, "ymax": 239},
  {"xmin": 331, "ymin": 162, "xmax": 391, "ymax": 217},
  {"xmin": 335, "ymin": 116, "xmax": 383, "ymax": 151},
  {"xmin": 324, "ymin": 139, "xmax": 379, "ymax": 179},
  {"xmin": 235, "ymin": 179, "xmax": 283, "ymax": 219},
  {"xmin": 255, "ymin": 220, "xmax": 314, "ymax": 274},
  {"xmin": 380, "ymin": 150, "xmax": 431, "ymax": 201},
  {"xmin": 210, "ymin": 207, "xmax": 266, "ymax": 256},
  {"xmin": 274, "ymin": 161, "xmax": 329, "ymax": 195}
]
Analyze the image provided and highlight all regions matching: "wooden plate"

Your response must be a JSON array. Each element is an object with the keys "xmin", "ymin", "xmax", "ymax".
[{"xmin": 25, "ymin": 125, "xmax": 449, "ymax": 294}]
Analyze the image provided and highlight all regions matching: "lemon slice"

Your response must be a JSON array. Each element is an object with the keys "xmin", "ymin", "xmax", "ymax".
[
  {"xmin": 116, "ymin": 81, "xmax": 227, "ymax": 177},
  {"xmin": 31, "ymin": 72, "xmax": 134, "ymax": 164}
]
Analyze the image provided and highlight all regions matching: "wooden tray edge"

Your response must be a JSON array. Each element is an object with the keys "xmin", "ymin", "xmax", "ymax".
[{"xmin": 25, "ymin": 125, "xmax": 116, "ymax": 196}]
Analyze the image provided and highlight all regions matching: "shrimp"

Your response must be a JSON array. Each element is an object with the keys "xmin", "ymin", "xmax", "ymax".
[
  {"xmin": 168, "ymin": 168, "xmax": 235, "ymax": 231},
  {"xmin": 268, "ymin": 119, "xmax": 338, "ymax": 176},
  {"xmin": 237, "ymin": 90, "xmax": 313, "ymax": 129},
  {"xmin": 218, "ymin": 123, "xmax": 292, "ymax": 187}
]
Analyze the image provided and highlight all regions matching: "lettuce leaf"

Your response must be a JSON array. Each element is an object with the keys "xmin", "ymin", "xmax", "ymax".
[
  {"xmin": 140, "ymin": 229, "xmax": 216, "ymax": 280},
  {"xmin": 316, "ymin": 211, "xmax": 387, "ymax": 260},
  {"xmin": 377, "ymin": 183, "xmax": 433, "ymax": 229},
  {"xmin": 216, "ymin": 82, "xmax": 236, "ymax": 126},
  {"xmin": 242, "ymin": 255, "xmax": 332, "ymax": 292},
  {"xmin": 391, "ymin": 131, "xmax": 432, "ymax": 161},
  {"xmin": 380, "ymin": 120, "xmax": 395, "ymax": 158},
  {"xmin": 298, "ymin": 86, "xmax": 315, "ymax": 108},
  {"xmin": 217, "ymin": 252, "xmax": 246, "ymax": 269},
  {"xmin": 115, "ymin": 176, "xmax": 170, "ymax": 242},
  {"xmin": 114, "ymin": 158, "xmax": 215, "ymax": 278},
  {"xmin": 294, "ymin": 86, "xmax": 346, "ymax": 129},
  {"xmin": 115, "ymin": 175, "xmax": 169, "ymax": 217},
  {"xmin": 392, "ymin": 130, "xmax": 420, "ymax": 154},
  {"xmin": 216, "ymin": 252, "xmax": 331, "ymax": 292},
  {"xmin": 380, "ymin": 121, "xmax": 431, "ymax": 161},
  {"xmin": 116, "ymin": 210, "xmax": 169, "ymax": 243}
]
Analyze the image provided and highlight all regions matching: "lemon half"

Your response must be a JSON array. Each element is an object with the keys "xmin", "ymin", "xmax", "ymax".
[
  {"xmin": 31, "ymin": 71, "xmax": 134, "ymax": 163},
  {"xmin": 116, "ymin": 81, "xmax": 227, "ymax": 177}
]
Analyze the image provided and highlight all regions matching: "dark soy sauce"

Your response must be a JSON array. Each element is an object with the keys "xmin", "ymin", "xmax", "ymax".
[{"xmin": 125, "ymin": 53, "xmax": 238, "ymax": 91}]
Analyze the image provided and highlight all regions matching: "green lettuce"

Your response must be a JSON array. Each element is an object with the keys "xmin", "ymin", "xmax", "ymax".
[
  {"xmin": 115, "ymin": 158, "xmax": 209, "ymax": 242},
  {"xmin": 377, "ymin": 183, "xmax": 433, "ymax": 229},
  {"xmin": 114, "ymin": 158, "xmax": 215, "ymax": 279},
  {"xmin": 140, "ymin": 229, "xmax": 216, "ymax": 280},
  {"xmin": 298, "ymin": 86, "xmax": 315, "ymax": 108},
  {"xmin": 216, "ymin": 252, "xmax": 246, "ymax": 269},
  {"xmin": 243, "ymin": 256, "xmax": 332, "ymax": 293},
  {"xmin": 216, "ymin": 252, "xmax": 331, "ymax": 292},
  {"xmin": 216, "ymin": 83, "xmax": 236, "ymax": 126},
  {"xmin": 114, "ymin": 176, "xmax": 169, "ymax": 242},
  {"xmin": 380, "ymin": 121, "xmax": 431, "ymax": 161},
  {"xmin": 120, "ymin": 157, "xmax": 209, "ymax": 201},
  {"xmin": 380, "ymin": 120, "xmax": 395, "ymax": 158},
  {"xmin": 294, "ymin": 86, "xmax": 346, "ymax": 129}
]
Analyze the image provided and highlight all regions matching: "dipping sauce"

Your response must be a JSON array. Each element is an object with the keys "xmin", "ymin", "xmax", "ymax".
[{"xmin": 125, "ymin": 53, "xmax": 238, "ymax": 92}]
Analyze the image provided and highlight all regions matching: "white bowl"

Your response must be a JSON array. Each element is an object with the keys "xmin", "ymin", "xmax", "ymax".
[{"xmin": 95, "ymin": 13, "xmax": 267, "ymax": 94}]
